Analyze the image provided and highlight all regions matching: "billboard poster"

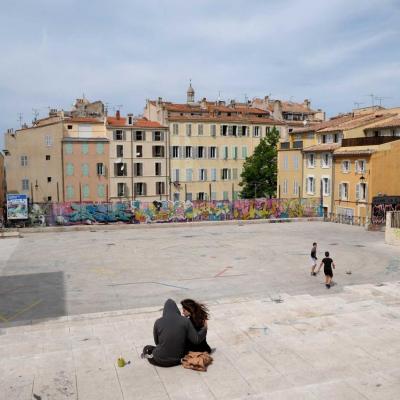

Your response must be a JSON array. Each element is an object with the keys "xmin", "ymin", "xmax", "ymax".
[{"xmin": 7, "ymin": 194, "xmax": 29, "ymax": 220}]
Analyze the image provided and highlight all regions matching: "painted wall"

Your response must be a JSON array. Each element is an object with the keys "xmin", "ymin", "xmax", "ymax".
[
  {"xmin": 23, "ymin": 198, "xmax": 321, "ymax": 226},
  {"xmin": 385, "ymin": 212, "xmax": 400, "ymax": 246}
]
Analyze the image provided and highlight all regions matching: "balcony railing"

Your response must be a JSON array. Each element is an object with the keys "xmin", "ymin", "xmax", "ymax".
[{"xmin": 342, "ymin": 136, "xmax": 400, "ymax": 147}]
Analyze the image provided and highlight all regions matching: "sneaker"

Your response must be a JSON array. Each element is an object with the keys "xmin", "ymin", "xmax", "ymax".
[
  {"xmin": 327, "ymin": 284, "xmax": 331, "ymax": 289},
  {"xmin": 325, "ymin": 284, "xmax": 329, "ymax": 288},
  {"xmin": 312, "ymin": 272, "xmax": 317, "ymax": 276}
]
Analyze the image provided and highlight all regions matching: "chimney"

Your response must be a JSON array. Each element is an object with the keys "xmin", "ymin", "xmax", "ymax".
[
  {"xmin": 116, "ymin": 110, "xmax": 120, "ymax": 120},
  {"xmin": 200, "ymin": 97, "xmax": 207, "ymax": 109},
  {"xmin": 230, "ymin": 99, "xmax": 236, "ymax": 107},
  {"xmin": 303, "ymin": 99, "xmax": 311, "ymax": 109},
  {"xmin": 157, "ymin": 97, "xmax": 162, "ymax": 105},
  {"xmin": 273, "ymin": 100, "xmax": 282, "ymax": 120}
]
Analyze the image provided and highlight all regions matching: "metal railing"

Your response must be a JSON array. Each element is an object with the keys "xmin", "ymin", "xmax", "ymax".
[
  {"xmin": 391, "ymin": 211, "xmax": 400, "ymax": 228},
  {"xmin": 325, "ymin": 213, "xmax": 367, "ymax": 226}
]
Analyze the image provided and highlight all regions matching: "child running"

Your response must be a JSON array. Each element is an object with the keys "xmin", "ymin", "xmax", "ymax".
[
  {"xmin": 310, "ymin": 242, "xmax": 318, "ymax": 276},
  {"xmin": 318, "ymin": 251, "xmax": 335, "ymax": 289}
]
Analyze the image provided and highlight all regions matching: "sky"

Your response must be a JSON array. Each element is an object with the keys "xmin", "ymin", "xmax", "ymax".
[{"xmin": 1, "ymin": 0, "xmax": 400, "ymax": 147}]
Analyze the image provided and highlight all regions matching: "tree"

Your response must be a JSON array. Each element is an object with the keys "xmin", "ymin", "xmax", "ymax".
[{"xmin": 239, "ymin": 126, "xmax": 280, "ymax": 199}]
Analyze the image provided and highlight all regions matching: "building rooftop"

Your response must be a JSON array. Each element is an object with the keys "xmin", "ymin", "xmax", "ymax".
[{"xmin": 303, "ymin": 143, "xmax": 341, "ymax": 152}]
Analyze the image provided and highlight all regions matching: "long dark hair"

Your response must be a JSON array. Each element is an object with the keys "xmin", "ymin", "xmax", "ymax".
[{"xmin": 181, "ymin": 299, "xmax": 209, "ymax": 328}]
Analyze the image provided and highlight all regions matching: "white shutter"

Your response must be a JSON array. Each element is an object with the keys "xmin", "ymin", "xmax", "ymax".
[
  {"xmin": 355, "ymin": 183, "xmax": 360, "ymax": 200},
  {"xmin": 355, "ymin": 160, "xmax": 359, "ymax": 173}
]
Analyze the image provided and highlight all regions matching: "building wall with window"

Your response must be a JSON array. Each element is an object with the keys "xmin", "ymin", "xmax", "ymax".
[
  {"xmin": 277, "ymin": 149, "xmax": 303, "ymax": 199},
  {"xmin": 166, "ymin": 118, "xmax": 279, "ymax": 201},
  {"xmin": 4, "ymin": 120, "xmax": 64, "ymax": 202},
  {"xmin": 62, "ymin": 138, "xmax": 109, "ymax": 202},
  {"xmin": 107, "ymin": 116, "xmax": 169, "ymax": 201}
]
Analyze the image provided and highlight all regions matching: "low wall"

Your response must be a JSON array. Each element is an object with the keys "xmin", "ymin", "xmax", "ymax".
[
  {"xmin": 385, "ymin": 211, "xmax": 400, "ymax": 246},
  {"xmin": 23, "ymin": 198, "xmax": 322, "ymax": 227}
]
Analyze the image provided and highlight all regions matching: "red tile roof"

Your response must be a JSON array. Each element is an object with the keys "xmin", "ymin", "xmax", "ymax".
[
  {"xmin": 363, "ymin": 116, "xmax": 400, "ymax": 130},
  {"xmin": 134, "ymin": 118, "xmax": 166, "ymax": 128},
  {"xmin": 67, "ymin": 117, "xmax": 103, "ymax": 123},
  {"xmin": 106, "ymin": 116, "xmax": 166, "ymax": 129},
  {"xmin": 107, "ymin": 116, "xmax": 127, "ymax": 126}
]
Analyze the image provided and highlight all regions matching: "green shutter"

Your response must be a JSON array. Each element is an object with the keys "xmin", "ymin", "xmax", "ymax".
[
  {"xmin": 97, "ymin": 184, "xmax": 105, "ymax": 198},
  {"xmin": 66, "ymin": 185, "xmax": 74, "ymax": 199},
  {"xmin": 66, "ymin": 163, "xmax": 74, "ymax": 176},
  {"xmin": 82, "ymin": 184, "xmax": 90, "ymax": 199},
  {"xmin": 82, "ymin": 143, "xmax": 89, "ymax": 154},
  {"xmin": 82, "ymin": 163, "xmax": 89, "ymax": 177},
  {"xmin": 65, "ymin": 143, "xmax": 73, "ymax": 154},
  {"xmin": 96, "ymin": 143, "xmax": 104, "ymax": 155}
]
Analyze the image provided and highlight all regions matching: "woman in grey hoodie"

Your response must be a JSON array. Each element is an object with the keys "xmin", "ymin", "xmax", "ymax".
[{"xmin": 142, "ymin": 299, "xmax": 208, "ymax": 367}]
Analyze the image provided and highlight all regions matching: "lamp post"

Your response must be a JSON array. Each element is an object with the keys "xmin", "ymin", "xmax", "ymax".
[{"xmin": 359, "ymin": 174, "xmax": 366, "ymax": 225}]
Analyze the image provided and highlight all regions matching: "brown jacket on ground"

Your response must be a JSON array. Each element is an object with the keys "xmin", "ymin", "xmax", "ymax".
[{"xmin": 181, "ymin": 351, "xmax": 213, "ymax": 372}]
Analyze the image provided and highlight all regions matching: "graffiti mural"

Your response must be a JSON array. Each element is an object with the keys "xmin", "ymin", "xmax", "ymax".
[
  {"xmin": 372, "ymin": 196, "xmax": 400, "ymax": 225},
  {"xmin": 20, "ymin": 198, "xmax": 321, "ymax": 226}
]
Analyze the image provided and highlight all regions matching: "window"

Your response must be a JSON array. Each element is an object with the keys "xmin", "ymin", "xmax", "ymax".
[
  {"xmin": 199, "ymin": 169, "xmax": 207, "ymax": 181},
  {"xmin": 223, "ymin": 191, "xmax": 229, "ymax": 200},
  {"xmin": 97, "ymin": 184, "xmax": 105, "ymax": 198},
  {"xmin": 293, "ymin": 155, "xmax": 299, "ymax": 170},
  {"xmin": 97, "ymin": 163, "xmax": 105, "ymax": 176},
  {"xmin": 66, "ymin": 163, "xmax": 74, "ymax": 176},
  {"xmin": 186, "ymin": 168, "xmax": 193, "ymax": 182},
  {"xmin": 155, "ymin": 162, "xmax": 162, "ymax": 176},
  {"xmin": 22, "ymin": 179, "xmax": 29, "ymax": 191},
  {"xmin": 96, "ymin": 143, "xmax": 104, "ymax": 155},
  {"xmin": 221, "ymin": 125, "xmax": 228, "ymax": 136},
  {"xmin": 253, "ymin": 126, "xmax": 260, "ymax": 137},
  {"xmin": 339, "ymin": 183, "xmax": 349, "ymax": 200},
  {"xmin": 134, "ymin": 163, "xmax": 143, "ymax": 177},
  {"xmin": 197, "ymin": 192, "xmax": 206, "ymax": 200},
  {"xmin": 221, "ymin": 168, "xmax": 231, "ymax": 180},
  {"xmin": 136, "ymin": 145, "xmax": 143, "ymax": 157},
  {"xmin": 173, "ymin": 169, "xmax": 180, "ymax": 182},
  {"xmin": 173, "ymin": 193, "xmax": 180, "ymax": 201},
  {"xmin": 185, "ymin": 146, "xmax": 193, "ymax": 158},
  {"xmin": 116, "ymin": 145, "xmax": 124, "ymax": 157},
  {"xmin": 307, "ymin": 133, "xmax": 314, "ymax": 140},
  {"xmin": 128, "ymin": 115, "xmax": 133, "ymax": 125},
  {"xmin": 209, "ymin": 147, "xmax": 217, "ymax": 159},
  {"xmin": 81, "ymin": 163, "xmax": 89, "ymax": 176},
  {"xmin": 115, "ymin": 163, "xmax": 127, "ymax": 176},
  {"xmin": 356, "ymin": 182, "xmax": 367, "ymax": 201},
  {"xmin": 211, "ymin": 168, "xmax": 217, "ymax": 181},
  {"xmin": 293, "ymin": 181, "xmax": 299, "ymax": 196},
  {"xmin": 322, "ymin": 177, "xmax": 330, "ymax": 196},
  {"xmin": 20, "ymin": 155, "xmax": 28, "ymax": 166},
  {"xmin": 186, "ymin": 124, "xmax": 192, "ymax": 136},
  {"xmin": 66, "ymin": 185, "xmax": 74, "ymax": 199},
  {"xmin": 81, "ymin": 143, "xmax": 89, "ymax": 155},
  {"xmin": 241, "ymin": 146, "xmax": 248, "ymax": 159},
  {"xmin": 117, "ymin": 182, "xmax": 126, "ymax": 197},
  {"xmin": 152, "ymin": 146, "xmax": 165, "ymax": 157},
  {"xmin": 47, "ymin": 177, "xmax": 52, "ymax": 183},
  {"xmin": 135, "ymin": 182, "xmax": 146, "ymax": 196},
  {"xmin": 306, "ymin": 176, "xmax": 315, "ymax": 194},
  {"xmin": 46, "ymin": 155, "xmax": 51, "ymax": 160},
  {"xmin": 47, "ymin": 196, "xmax": 52, "ymax": 202},
  {"xmin": 232, "ymin": 146, "xmax": 238, "ymax": 160},
  {"xmin": 197, "ymin": 146, "xmax": 205, "ymax": 159},
  {"xmin": 65, "ymin": 143, "xmax": 73, "ymax": 154},
  {"xmin": 341, "ymin": 160, "xmax": 350, "ymax": 173},
  {"xmin": 45, "ymin": 135, "xmax": 53, "ymax": 147},
  {"xmin": 82, "ymin": 184, "xmax": 89, "ymax": 199},
  {"xmin": 198, "ymin": 124, "xmax": 203, "ymax": 135},
  {"xmin": 210, "ymin": 125, "xmax": 216, "ymax": 137},
  {"xmin": 232, "ymin": 168, "xmax": 238, "ymax": 180},
  {"xmin": 282, "ymin": 179, "xmax": 288, "ymax": 195},
  {"xmin": 114, "ymin": 130, "xmax": 125, "ymax": 141},
  {"xmin": 307, "ymin": 153, "xmax": 316, "ymax": 168},
  {"xmin": 283, "ymin": 155, "xmax": 289, "ymax": 170},
  {"xmin": 240, "ymin": 126, "xmax": 248, "ymax": 137},
  {"xmin": 67, "ymin": 125, "xmax": 73, "ymax": 130},
  {"xmin": 186, "ymin": 193, "xmax": 193, "ymax": 201},
  {"xmin": 172, "ymin": 146, "xmax": 179, "ymax": 159},
  {"xmin": 173, "ymin": 124, "xmax": 179, "ymax": 135},
  {"xmin": 222, "ymin": 146, "xmax": 229, "ymax": 160},
  {"xmin": 133, "ymin": 131, "xmax": 145, "ymax": 141},
  {"xmin": 153, "ymin": 131, "xmax": 164, "ymax": 141},
  {"xmin": 232, "ymin": 126, "xmax": 238, "ymax": 136},
  {"xmin": 355, "ymin": 159, "xmax": 366, "ymax": 174},
  {"xmin": 156, "ymin": 182, "xmax": 165, "ymax": 195},
  {"xmin": 321, "ymin": 153, "xmax": 331, "ymax": 168}
]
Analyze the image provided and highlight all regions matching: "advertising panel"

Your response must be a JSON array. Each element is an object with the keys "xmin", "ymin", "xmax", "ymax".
[{"xmin": 7, "ymin": 194, "xmax": 28, "ymax": 220}]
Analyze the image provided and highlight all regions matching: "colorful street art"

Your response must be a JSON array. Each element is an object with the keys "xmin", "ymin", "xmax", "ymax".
[{"xmin": 29, "ymin": 198, "xmax": 321, "ymax": 226}]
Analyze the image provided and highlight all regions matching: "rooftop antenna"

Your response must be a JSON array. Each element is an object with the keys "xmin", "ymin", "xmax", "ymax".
[
  {"xmin": 353, "ymin": 102, "xmax": 363, "ymax": 109},
  {"xmin": 18, "ymin": 112, "xmax": 23, "ymax": 128},
  {"xmin": 217, "ymin": 91, "xmax": 221, "ymax": 102},
  {"xmin": 364, "ymin": 94, "xmax": 375, "ymax": 108},
  {"xmin": 32, "ymin": 108, "xmax": 39, "ymax": 121},
  {"xmin": 374, "ymin": 96, "xmax": 391, "ymax": 107}
]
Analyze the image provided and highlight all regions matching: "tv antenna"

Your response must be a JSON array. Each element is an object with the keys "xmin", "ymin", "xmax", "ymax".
[
  {"xmin": 32, "ymin": 108, "xmax": 40, "ymax": 121},
  {"xmin": 374, "ymin": 96, "xmax": 391, "ymax": 107},
  {"xmin": 18, "ymin": 112, "xmax": 23, "ymax": 127},
  {"xmin": 353, "ymin": 102, "xmax": 363, "ymax": 109}
]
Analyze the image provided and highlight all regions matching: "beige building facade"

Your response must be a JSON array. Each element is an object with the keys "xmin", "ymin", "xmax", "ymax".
[{"xmin": 144, "ymin": 85, "xmax": 285, "ymax": 201}]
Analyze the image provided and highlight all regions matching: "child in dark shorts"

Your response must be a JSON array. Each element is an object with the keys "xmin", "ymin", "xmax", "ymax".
[{"xmin": 318, "ymin": 251, "xmax": 335, "ymax": 289}]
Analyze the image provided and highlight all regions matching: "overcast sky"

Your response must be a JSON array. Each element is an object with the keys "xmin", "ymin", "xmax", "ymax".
[{"xmin": 1, "ymin": 0, "xmax": 399, "ymax": 146}]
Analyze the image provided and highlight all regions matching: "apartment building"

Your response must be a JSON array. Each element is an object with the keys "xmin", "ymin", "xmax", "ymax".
[
  {"xmin": 144, "ymin": 84, "xmax": 285, "ymax": 201},
  {"xmin": 107, "ymin": 112, "xmax": 169, "ymax": 201},
  {"xmin": 4, "ymin": 98, "xmax": 110, "ymax": 202}
]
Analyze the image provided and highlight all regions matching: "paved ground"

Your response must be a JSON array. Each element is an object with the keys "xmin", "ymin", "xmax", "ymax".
[
  {"xmin": 1, "ymin": 221, "xmax": 400, "ymax": 324},
  {"xmin": 1, "ymin": 282, "xmax": 399, "ymax": 399}
]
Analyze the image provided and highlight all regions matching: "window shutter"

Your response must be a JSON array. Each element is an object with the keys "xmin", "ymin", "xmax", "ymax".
[
  {"xmin": 204, "ymin": 169, "xmax": 207, "ymax": 181},
  {"xmin": 180, "ymin": 146, "xmax": 184, "ymax": 159},
  {"xmin": 355, "ymin": 160, "xmax": 359, "ymax": 173},
  {"xmin": 160, "ymin": 132, "xmax": 164, "ymax": 141},
  {"xmin": 228, "ymin": 125, "xmax": 233, "ymax": 136},
  {"xmin": 365, "ymin": 184, "xmax": 368, "ymax": 201},
  {"xmin": 356, "ymin": 183, "xmax": 360, "ymax": 200},
  {"xmin": 228, "ymin": 169, "xmax": 232, "ymax": 180},
  {"xmin": 193, "ymin": 146, "xmax": 198, "ymax": 159}
]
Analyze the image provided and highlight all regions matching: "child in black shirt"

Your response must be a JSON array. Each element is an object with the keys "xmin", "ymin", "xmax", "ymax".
[{"xmin": 318, "ymin": 251, "xmax": 335, "ymax": 289}]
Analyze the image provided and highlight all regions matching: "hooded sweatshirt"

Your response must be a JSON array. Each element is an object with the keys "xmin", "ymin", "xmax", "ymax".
[{"xmin": 152, "ymin": 299, "xmax": 207, "ymax": 367}]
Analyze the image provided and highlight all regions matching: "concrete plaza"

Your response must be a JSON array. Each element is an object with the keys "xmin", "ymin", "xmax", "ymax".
[{"xmin": 1, "ymin": 221, "xmax": 400, "ymax": 399}]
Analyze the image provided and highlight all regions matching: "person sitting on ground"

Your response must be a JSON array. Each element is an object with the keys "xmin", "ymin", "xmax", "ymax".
[
  {"xmin": 141, "ymin": 298, "xmax": 207, "ymax": 367},
  {"xmin": 318, "ymin": 251, "xmax": 336, "ymax": 289},
  {"xmin": 181, "ymin": 298, "xmax": 212, "ymax": 354}
]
